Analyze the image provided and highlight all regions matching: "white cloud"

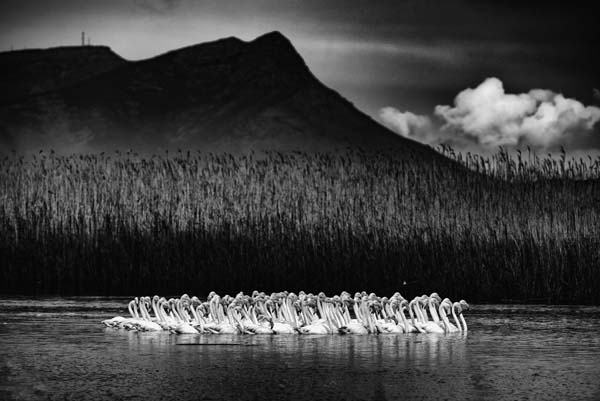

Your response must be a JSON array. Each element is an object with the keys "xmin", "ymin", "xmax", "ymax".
[
  {"xmin": 434, "ymin": 77, "xmax": 600, "ymax": 149},
  {"xmin": 378, "ymin": 107, "xmax": 435, "ymax": 143}
]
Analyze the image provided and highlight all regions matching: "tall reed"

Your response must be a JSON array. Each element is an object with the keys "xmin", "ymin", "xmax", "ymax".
[
  {"xmin": 1, "ymin": 148, "xmax": 598, "ymax": 303},
  {"xmin": 437, "ymin": 145, "xmax": 600, "ymax": 181}
]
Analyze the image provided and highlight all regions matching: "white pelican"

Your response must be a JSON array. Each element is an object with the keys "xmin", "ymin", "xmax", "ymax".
[
  {"xmin": 439, "ymin": 298, "xmax": 459, "ymax": 333},
  {"xmin": 408, "ymin": 298, "xmax": 426, "ymax": 333},
  {"xmin": 453, "ymin": 300, "xmax": 469, "ymax": 332}
]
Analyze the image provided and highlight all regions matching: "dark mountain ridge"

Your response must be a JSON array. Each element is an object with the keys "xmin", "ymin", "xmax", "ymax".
[
  {"xmin": 0, "ymin": 32, "xmax": 435, "ymax": 157},
  {"xmin": 0, "ymin": 46, "xmax": 126, "ymax": 104}
]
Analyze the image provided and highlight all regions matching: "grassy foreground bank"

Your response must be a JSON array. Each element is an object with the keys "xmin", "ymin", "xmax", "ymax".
[{"xmin": 1, "ymin": 149, "xmax": 599, "ymax": 303}]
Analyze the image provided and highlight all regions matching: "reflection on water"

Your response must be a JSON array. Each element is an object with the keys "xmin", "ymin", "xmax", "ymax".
[{"xmin": 1, "ymin": 299, "xmax": 600, "ymax": 401}]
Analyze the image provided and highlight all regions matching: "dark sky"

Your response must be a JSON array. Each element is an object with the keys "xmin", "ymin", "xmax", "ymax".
[{"xmin": 1, "ymin": 0, "xmax": 599, "ymax": 152}]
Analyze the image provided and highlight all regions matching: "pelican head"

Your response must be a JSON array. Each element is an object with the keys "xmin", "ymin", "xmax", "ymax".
[
  {"xmin": 430, "ymin": 292, "xmax": 442, "ymax": 303},
  {"xmin": 441, "ymin": 298, "xmax": 452, "ymax": 308}
]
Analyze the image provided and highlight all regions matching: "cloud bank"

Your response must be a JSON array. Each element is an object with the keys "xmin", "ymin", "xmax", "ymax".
[
  {"xmin": 435, "ymin": 78, "xmax": 600, "ymax": 148},
  {"xmin": 380, "ymin": 77, "xmax": 600, "ymax": 151}
]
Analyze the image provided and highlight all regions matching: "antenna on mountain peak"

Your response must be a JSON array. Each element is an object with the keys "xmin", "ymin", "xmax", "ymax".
[{"xmin": 81, "ymin": 31, "xmax": 85, "ymax": 46}]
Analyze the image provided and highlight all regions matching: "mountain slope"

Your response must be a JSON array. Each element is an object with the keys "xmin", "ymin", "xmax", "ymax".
[{"xmin": 0, "ymin": 32, "xmax": 433, "ymax": 156}]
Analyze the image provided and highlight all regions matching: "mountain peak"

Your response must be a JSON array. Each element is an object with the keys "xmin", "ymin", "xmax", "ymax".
[
  {"xmin": 250, "ymin": 31, "xmax": 296, "ymax": 52},
  {"xmin": 245, "ymin": 31, "xmax": 310, "ymax": 76},
  {"xmin": 252, "ymin": 31, "xmax": 289, "ymax": 44}
]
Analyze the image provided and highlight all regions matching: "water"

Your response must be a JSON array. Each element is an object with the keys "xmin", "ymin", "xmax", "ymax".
[{"xmin": 1, "ymin": 298, "xmax": 600, "ymax": 401}]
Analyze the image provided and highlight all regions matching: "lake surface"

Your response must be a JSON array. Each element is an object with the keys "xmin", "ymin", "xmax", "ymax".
[{"xmin": 1, "ymin": 298, "xmax": 599, "ymax": 401}]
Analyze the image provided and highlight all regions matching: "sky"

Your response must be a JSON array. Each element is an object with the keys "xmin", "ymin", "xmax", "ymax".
[{"xmin": 1, "ymin": 0, "xmax": 599, "ymax": 154}]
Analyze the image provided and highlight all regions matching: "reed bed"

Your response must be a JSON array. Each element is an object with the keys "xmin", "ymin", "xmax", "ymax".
[
  {"xmin": 1, "ymin": 148, "xmax": 599, "ymax": 303},
  {"xmin": 438, "ymin": 145, "xmax": 600, "ymax": 181}
]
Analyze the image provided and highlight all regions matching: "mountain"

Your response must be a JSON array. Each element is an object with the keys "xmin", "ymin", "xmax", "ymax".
[
  {"xmin": 0, "ymin": 32, "xmax": 434, "ymax": 156},
  {"xmin": 0, "ymin": 46, "xmax": 126, "ymax": 104}
]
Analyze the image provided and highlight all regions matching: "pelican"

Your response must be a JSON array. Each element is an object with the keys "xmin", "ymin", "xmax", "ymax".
[
  {"xmin": 408, "ymin": 298, "xmax": 426, "ymax": 333},
  {"xmin": 453, "ymin": 300, "xmax": 470, "ymax": 332},
  {"xmin": 102, "ymin": 315, "xmax": 126, "ymax": 328},
  {"xmin": 101, "ymin": 298, "xmax": 139, "ymax": 328},
  {"xmin": 439, "ymin": 298, "xmax": 459, "ymax": 333}
]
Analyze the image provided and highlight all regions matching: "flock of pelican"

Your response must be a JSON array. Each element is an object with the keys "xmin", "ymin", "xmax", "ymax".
[{"xmin": 102, "ymin": 291, "xmax": 470, "ymax": 335}]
